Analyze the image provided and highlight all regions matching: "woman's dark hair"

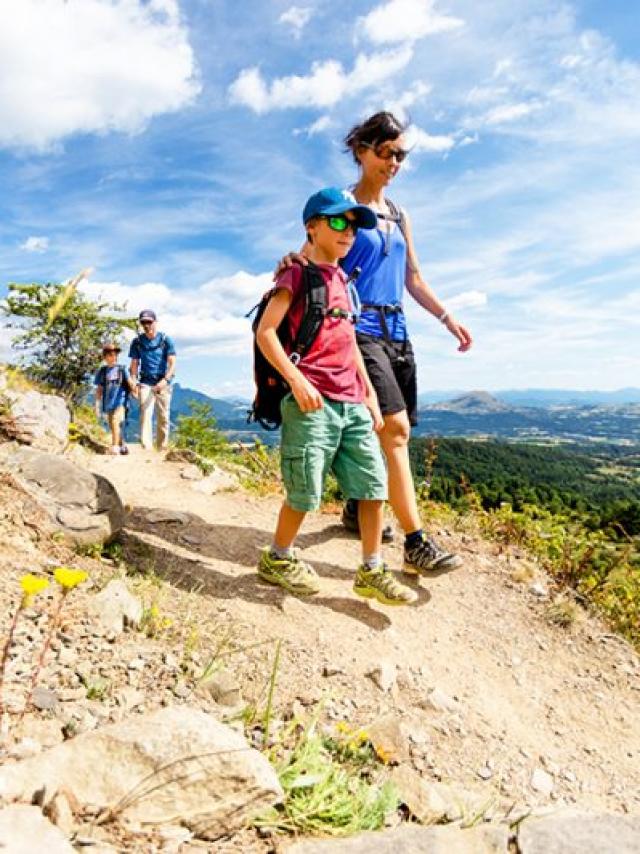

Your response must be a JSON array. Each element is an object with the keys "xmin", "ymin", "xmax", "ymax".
[{"xmin": 344, "ymin": 111, "xmax": 408, "ymax": 163}]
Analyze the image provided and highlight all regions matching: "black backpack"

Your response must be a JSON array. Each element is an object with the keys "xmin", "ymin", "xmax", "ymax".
[{"xmin": 247, "ymin": 262, "xmax": 360, "ymax": 430}]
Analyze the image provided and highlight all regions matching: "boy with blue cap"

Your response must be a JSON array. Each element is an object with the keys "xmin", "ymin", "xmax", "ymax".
[{"xmin": 256, "ymin": 188, "xmax": 416, "ymax": 605}]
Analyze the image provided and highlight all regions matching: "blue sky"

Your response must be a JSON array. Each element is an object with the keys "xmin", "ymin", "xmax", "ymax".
[{"xmin": 1, "ymin": 0, "xmax": 638, "ymax": 398}]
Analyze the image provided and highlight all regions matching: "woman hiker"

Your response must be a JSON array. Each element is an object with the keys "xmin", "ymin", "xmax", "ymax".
[{"xmin": 277, "ymin": 111, "xmax": 473, "ymax": 576}]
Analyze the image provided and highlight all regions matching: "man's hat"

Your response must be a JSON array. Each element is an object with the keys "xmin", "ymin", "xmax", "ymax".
[
  {"xmin": 138, "ymin": 309, "xmax": 157, "ymax": 321},
  {"xmin": 302, "ymin": 187, "xmax": 377, "ymax": 229},
  {"xmin": 102, "ymin": 341, "xmax": 121, "ymax": 353}
]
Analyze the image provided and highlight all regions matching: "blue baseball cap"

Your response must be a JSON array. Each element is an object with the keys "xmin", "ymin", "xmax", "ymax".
[{"xmin": 302, "ymin": 187, "xmax": 377, "ymax": 229}]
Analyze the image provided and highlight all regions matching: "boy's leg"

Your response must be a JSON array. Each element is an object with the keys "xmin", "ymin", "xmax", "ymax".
[
  {"xmin": 258, "ymin": 502, "xmax": 320, "ymax": 595},
  {"xmin": 138, "ymin": 385, "xmax": 155, "ymax": 450},
  {"xmin": 354, "ymin": 499, "xmax": 417, "ymax": 605},
  {"xmin": 107, "ymin": 408, "xmax": 123, "ymax": 454}
]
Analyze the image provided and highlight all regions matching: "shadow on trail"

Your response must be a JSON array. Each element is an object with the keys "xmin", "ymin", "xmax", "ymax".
[{"xmin": 122, "ymin": 506, "xmax": 431, "ymax": 630}]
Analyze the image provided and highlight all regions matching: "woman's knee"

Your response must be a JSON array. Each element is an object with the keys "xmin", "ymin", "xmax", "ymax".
[{"xmin": 380, "ymin": 411, "xmax": 411, "ymax": 448}]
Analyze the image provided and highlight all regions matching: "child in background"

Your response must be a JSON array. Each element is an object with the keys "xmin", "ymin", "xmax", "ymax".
[
  {"xmin": 256, "ymin": 187, "xmax": 416, "ymax": 605},
  {"xmin": 94, "ymin": 342, "xmax": 138, "ymax": 455}
]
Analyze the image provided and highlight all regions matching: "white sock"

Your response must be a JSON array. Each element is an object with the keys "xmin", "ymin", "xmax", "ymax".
[
  {"xmin": 271, "ymin": 544, "xmax": 293, "ymax": 559},
  {"xmin": 363, "ymin": 554, "xmax": 382, "ymax": 570}
]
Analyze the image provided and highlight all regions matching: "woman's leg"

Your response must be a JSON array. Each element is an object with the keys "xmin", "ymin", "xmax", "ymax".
[{"xmin": 377, "ymin": 409, "xmax": 422, "ymax": 534}]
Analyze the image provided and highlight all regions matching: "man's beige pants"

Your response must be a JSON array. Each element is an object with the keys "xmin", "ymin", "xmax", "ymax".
[{"xmin": 139, "ymin": 384, "xmax": 172, "ymax": 450}]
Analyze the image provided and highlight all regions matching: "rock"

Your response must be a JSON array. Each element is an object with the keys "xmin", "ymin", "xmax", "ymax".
[
  {"xmin": 389, "ymin": 767, "xmax": 498, "ymax": 825},
  {"xmin": 367, "ymin": 716, "xmax": 411, "ymax": 765},
  {"xmin": 366, "ymin": 660, "xmax": 397, "ymax": 693},
  {"xmin": 8, "ymin": 738, "xmax": 42, "ymax": 760},
  {"xmin": 2, "ymin": 387, "xmax": 70, "ymax": 452},
  {"xmin": 164, "ymin": 448, "xmax": 199, "ymax": 464},
  {"xmin": 530, "ymin": 767, "xmax": 554, "ymax": 795},
  {"xmin": 518, "ymin": 809, "xmax": 640, "ymax": 853},
  {"xmin": 285, "ymin": 822, "xmax": 509, "ymax": 852},
  {"xmin": 180, "ymin": 464, "xmax": 203, "ymax": 481},
  {"xmin": 0, "ymin": 804, "xmax": 75, "ymax": 853},
  {"xmin": 146, "ymin": 508, "xmax": 190, "ymax": 524},
  {"xmin": 200, "ymin": 671, "xmax": 243, "ymax": 708},
  {"xmin": 191, "ymin": 467, "xmax": 238, "ymax": 495},
  {"xmin": 0, "ymin": 443, "xmax": 124, "ymax": 545},
  {"xmin": 0, "ymin": 706, "xmax": 282, "ymax": 840},
  {"xmin": 422, "ymin": 687, "xmax": 460, "ymax": 713},
  {"xmin": 26, "ymin": 718, "xmax": 64, "ymax": 748},
  {"xmin": 89, "ymin": 580, "xmax": 143, "ymax": 634},
  {"xmin": 32, "ymin": 686, "xmax": 59, "ymax": 711},
  {"xmin": 44, "ymin": 789, "xmax": 76, "ymax": 836},
  {"xmin": 116, "ymin": 687, "xmax": 146, "ymax": 712},
  {"xmin": 529, "ymin": 582, "xmax": 548, "ymax": 598}
]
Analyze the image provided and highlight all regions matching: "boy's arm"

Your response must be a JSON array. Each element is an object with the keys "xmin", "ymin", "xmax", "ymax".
[
  {"xmin": 256, "ymin": 289, "xmax": 323, "ymax": 412},
  {"xmin": 353, "ymin": 345, "xmax": 383, "ymax": 432},
  {"xmin": 123, "ymin": 367, "xmax": 138, "ymax": 397},
  {"xmin": 94, "ymin": 382, "xmax": 103, "ymax": 416}
]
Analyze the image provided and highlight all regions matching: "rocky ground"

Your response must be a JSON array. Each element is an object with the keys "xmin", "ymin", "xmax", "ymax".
[{"xmin": 0, "ymin": 441, "xmax": 639, "ymax": 852}]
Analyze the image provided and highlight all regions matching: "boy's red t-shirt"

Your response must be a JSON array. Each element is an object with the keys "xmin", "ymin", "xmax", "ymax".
[{"xmin": 275, "ymin": 263, "xmax": 366, "ymax": 403}]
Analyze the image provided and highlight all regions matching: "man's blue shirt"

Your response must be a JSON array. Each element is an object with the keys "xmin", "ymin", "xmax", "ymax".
[
  {"xmin": 128, "ymin": 333, "xmax": 176, "ymax": 384},
  {"xmin": 94, "ymin": 364, "xmax": 131, "ymax": 412}
]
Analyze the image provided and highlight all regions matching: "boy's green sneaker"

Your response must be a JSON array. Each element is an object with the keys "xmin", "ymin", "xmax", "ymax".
[
  {"xmin": 353, "ymin": 564, "xmax": 417, "ymax": 606},
  {"xmin": 258, "ymin": 547, "xmax": 321, "ymax": 596}
]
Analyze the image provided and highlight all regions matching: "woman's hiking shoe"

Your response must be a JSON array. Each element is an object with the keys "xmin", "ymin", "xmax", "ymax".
[
  {"xmin": 353, "ymin": 564, "xmax": 417, "ymax": 606},
  {"xmin": 404, "ymin": 535, "xmax": 463, "ymax": 575},
  {"xmin": 341, "ymin": 501, "xmax": 394, "ymax": 544},
  {"xmin": 258, "ymin": 547, "xmax": 320, "ymax": 596}
]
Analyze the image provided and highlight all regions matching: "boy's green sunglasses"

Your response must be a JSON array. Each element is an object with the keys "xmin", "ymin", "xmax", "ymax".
[{"xmin": 321, "ymin": 214, "xmax": 359, "ymax": 234}]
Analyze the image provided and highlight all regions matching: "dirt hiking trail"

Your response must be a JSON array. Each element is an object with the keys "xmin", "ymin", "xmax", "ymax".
[{"xmin": 90, "ymin": 445, "xmax": 640, "ymax": 816}]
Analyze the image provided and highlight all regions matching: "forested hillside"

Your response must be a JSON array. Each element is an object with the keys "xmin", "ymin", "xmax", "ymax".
[{"xmin": 410, "ymin": 438, "xmax": 640, "ymax": 536}]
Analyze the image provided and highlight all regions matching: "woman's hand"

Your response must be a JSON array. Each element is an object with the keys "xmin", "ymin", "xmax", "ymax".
[
  {"xmin": 273, "ymin": 251, "xmax": 309, "ymax": 278},
  {"xmin": 445, "ymin": 318, "xmax": 473, "ymax": 352}
]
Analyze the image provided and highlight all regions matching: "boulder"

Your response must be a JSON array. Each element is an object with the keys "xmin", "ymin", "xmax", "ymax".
[
  {"xmin": 0, "ymin": 804, "xmax": 75, "ymax": 853},
  {"xmin": 0, "ymin": 443, "xmax": 124, "ymax": 545},
  {"xmin": 0, "ymin": 706, "xmax": 282, "ymax": 841},
  {"xmin": 518, "ymin": 810, "xmax": 640, "ymax": 854},
  {"xmin": 285, "ymin": 823, "xmax": 509, "ymax": 853},
  {"xmin": 1, "ymin": 385, "xmax": 70, "ymax": 452}
]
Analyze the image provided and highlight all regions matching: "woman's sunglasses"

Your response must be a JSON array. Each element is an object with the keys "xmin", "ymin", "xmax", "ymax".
[
  {"xmin": 361, "ymin": 141, "xmax": 409, "ymax": 163},
  {"xmin": 321, "ymin": 214, "xmax": 359, "ymax": 234}
]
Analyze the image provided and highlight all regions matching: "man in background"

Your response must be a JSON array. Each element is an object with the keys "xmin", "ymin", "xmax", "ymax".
[{"xmin": 129, "ymin": 310, "xmax": 176, "ymax": 450}]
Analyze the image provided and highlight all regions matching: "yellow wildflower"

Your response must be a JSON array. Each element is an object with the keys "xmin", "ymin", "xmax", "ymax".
[
  {"xmin": 54, "ymin": 567, "xmax": 89, "ymax": 590},
  {"xmin": 20, "ymin": 574, "xmax": 50, "ymax": 605}
]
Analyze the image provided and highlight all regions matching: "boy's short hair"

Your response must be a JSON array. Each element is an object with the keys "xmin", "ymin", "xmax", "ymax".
[{"xmin": 102, "ymin": 341, "xmax": 121, "ymax": 353}]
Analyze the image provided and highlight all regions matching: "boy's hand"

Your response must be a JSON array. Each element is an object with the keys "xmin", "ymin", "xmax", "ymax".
[
  {"xmin": 365, "ymin": 395, "xmax": 384, "ymax": 432},
  {"xmin": 273, "ymin": 251, "xmax": 308, "ymax": 279},
  {"xmin": 290, "ymin": 375, "xmax": 324, "ymax": 412}
]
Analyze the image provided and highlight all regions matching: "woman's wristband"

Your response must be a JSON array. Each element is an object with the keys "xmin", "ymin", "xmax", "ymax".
[{"xmin": 438, "ymin": 310, "xmax": 449, "ymax": 324}]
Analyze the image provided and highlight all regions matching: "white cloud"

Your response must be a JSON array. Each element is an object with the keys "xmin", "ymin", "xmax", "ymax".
[
  {"xmin": 19, "ymin": 236, "xmax": 49, "ymax": 253},
  {"xmin": 279, "ymin": 6, "xmax": 313, "ymax": 39},
  {"xmin": 81, "ymin": 270, "xmax": 273, "ymax": 356},
  {"xmin": 386, "ymin": 81, "xmax": 431, "ymax": 120},
  {"xmin": 293, "ymin": 115, "xmax": 333, "ymax": 137},
  {"xmin": 447, "ymin": 290, "xmax": 488, "ymax": 311},
  {"xmin": 0, "ymin": 0, "xmax": 199, "ymax": 150},
  {"xmin": 359, "ymin": 0, "xmax": 463, "ymax": 46},
  {"xmin": 482, "ymin": 101, "xmax": 542, "ymax": 126},
  {"xmin": 406, "ymin": 125, "xmax": 455, "ymax": 153},
  {"xmin": 229, "ymin": 47, "xmax": 413, "ymax": 113}
]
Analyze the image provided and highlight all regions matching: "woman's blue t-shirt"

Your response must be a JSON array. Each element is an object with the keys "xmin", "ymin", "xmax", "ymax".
[{"xmin": 341, "ymin": 216, "xmax": 407, "ymax": 342}]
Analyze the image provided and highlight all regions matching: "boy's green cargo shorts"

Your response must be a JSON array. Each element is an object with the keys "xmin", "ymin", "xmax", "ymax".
[{"xmin": 280, "ymin": 394, "xmax": 387, "ymax": 513}]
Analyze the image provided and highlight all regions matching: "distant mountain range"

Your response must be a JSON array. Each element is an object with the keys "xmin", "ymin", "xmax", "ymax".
[
  {"xmin": 417, "ymin": 388, "xmax": 640, "ymax": 407},
  {"xmin": 159, "ymin": 385, "xmax": 640, "ymax": 447}
]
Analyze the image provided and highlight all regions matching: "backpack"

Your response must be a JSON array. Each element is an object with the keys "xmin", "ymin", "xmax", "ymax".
[
  {"xmin": 246, "ymin": 262, "xmax": 360, "ymax": 431},
  {"xmin": 135, "ymin": 331, "xmax": 169, "ymax": 356},
  {"xmin": 97, "ymin": 365, "xmax": 130, "ymax": 410}
]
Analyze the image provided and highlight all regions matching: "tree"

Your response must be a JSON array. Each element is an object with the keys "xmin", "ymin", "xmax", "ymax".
[
  {"xmin": 1, "ymin": 272, "xmax": 135, "ymax": 410},
  {"xmin": 173, "ymin": 401, "xmax": 228, "ymax": 459}
]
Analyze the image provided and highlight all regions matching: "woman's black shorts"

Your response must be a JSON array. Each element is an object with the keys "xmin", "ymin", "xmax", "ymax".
[{"xmin": 356, "ymin": 332, "xmax": 418, "ymax": 426}]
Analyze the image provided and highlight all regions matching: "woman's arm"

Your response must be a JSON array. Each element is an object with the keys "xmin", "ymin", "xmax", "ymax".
[
  {"xmin": 256, "ymin": 288, "xmax": 323, "ymax": 412},
  {"xmin": 402, "ymin": 211, "xmax": 473, "ymax": 353}
]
